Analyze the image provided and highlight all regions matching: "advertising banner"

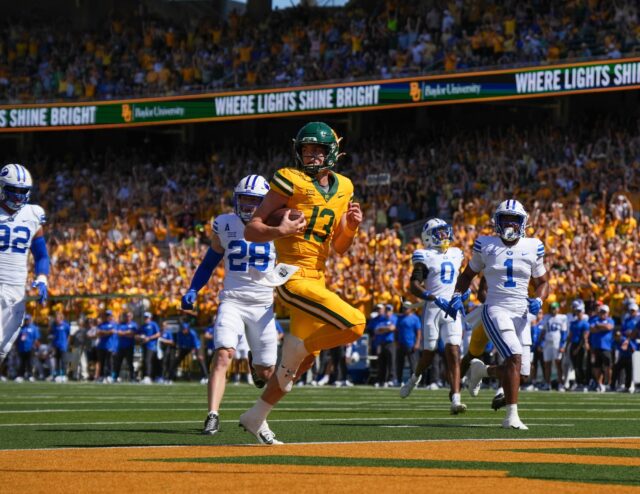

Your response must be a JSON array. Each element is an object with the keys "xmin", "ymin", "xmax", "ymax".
[{"xmin": 1, "ymin": 58, "xmax": 638, "ymax": 132}]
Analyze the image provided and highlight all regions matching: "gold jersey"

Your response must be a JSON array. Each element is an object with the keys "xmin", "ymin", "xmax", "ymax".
[{"xmin": 270, "ymin": 167, "xmax": 353, "ymax": 271}]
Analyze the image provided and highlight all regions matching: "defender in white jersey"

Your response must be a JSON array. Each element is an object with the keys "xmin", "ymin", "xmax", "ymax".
[
  {"xmin": 181, "ymin": 175, "xmax": 280, "ymax": 436},
  {"xmin": 0, "ymin": 164, "xmax": 49, "ymax": 367},
  {"xmin": 449, "ymin": 200, "xmax": 549, "ymax": 430},
  {"xmin": 399, "ymin": 218, "xmax": 467, "ymax": 414},
  {"xmin": 540, "ymin": 301, "xmax": 568, "ymax": 390}
]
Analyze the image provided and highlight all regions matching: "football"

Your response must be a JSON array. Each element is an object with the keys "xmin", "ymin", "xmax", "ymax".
[{"xmin": 265, "ymin": 208, "xmax": 304, "ymax": 226}]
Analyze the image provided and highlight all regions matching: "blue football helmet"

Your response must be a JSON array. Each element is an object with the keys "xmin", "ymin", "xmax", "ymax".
[
  {"xmin": 234, "ymin": 175, "xmax": 269, "ymax": 223},
  {"xmin": 0, "ymin": 164, "xmax": 32, "ymax": 212}
]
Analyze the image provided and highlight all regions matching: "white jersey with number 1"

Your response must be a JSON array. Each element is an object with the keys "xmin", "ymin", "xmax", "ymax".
[{"xmin": 469, "ymin": 236, "xmax": 546, "ymax": 315}]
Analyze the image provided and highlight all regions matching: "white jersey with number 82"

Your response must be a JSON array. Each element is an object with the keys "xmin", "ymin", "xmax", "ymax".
[{"xmin": 469, "ymin": 236, "xmax": 545, "ymax": 314}]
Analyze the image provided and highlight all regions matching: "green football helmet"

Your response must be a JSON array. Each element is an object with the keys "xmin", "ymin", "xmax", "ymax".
[{"xmin": 292, "ymin": 121, "xmax": 343, "ymax": 177}]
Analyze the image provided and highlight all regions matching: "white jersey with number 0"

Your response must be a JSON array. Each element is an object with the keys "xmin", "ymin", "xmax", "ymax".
[
  {"xmin": 469, "ymin": 236, "xmax": 546, "ymax": 314},
  {"xmin": 412, "ymin": 246, "xmax": 464, "ymax": 299},
  {"xmin": 0, "ymin": 204, "xmax": 46, "ymax": 287},
  {"xmin": 213, "ymin": 213, "xmax": 276, "ymax": 304}
]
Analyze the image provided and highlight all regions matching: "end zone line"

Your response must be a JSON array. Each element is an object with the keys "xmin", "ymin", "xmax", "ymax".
[{"xmin": 1, "ymin": 436, "xmax": 639, "ymax": 452}]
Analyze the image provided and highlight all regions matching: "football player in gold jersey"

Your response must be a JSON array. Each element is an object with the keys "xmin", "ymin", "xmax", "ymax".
[{"xmin": 239, "ymin": 121, "xmax": 366, "ymax": 444}]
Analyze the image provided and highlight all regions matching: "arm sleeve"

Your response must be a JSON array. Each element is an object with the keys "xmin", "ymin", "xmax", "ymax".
[
  {"xmin": 410, "ymin": 262, "xmax": 428, "ymax": 283},
  {"xmin": 468, "ymin": 247, "xmax": 485, "ymax": 273},
  {"xmin": 30, "ymin": 236, "xmax": 50, "ymax": 276},
  {"xmin": 560, "ymin": 326, "xmax": 568, "ymax": 347},
  {"xmin": 532, "ymin": 240, "xmax": 547, "ymax": 277},
  {"xmin": 188, "ymin": 247, "xmax": 224, "ymax": 292}
]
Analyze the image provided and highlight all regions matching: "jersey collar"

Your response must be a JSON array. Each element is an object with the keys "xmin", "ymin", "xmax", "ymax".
[{"xmin": 311, "ymin": 172, "xmax": 339, "ymax": 202}]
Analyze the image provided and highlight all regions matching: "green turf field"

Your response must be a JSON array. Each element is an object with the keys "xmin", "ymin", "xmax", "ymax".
[{"xmin": 0, "ymin": 383, "xmax": 638, "ymax": 450}]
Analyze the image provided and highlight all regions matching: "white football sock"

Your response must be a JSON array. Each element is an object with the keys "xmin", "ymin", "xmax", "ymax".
[
  {"xmin": 243, "ymin": 399, "xmax": 273, "ymax": 428},
  {"xmin": 451, "ymin": 392, "xmax": 461, "ymax": 405}
]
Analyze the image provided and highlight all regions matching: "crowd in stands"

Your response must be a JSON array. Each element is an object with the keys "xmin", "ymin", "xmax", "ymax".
[
  {"xmin": 20, "ymin": 115, "xmax": 640, "ymax": 327},
  {"xmin": 1, "ymin": 0, "xmax": 639, "ymax": 103},
  {"xmin": 1, "ymin": 114, "xmax": 638, "ymax": 385}
]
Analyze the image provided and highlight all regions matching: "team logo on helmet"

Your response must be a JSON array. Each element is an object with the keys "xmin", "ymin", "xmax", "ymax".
[
  {"xmin": 421, "ymin": 218, "xmax": 453, "ymax": 252},
  {"xmin": 0, "ymin": 164, "xmax": 33, "ymax": 212},
  {"xmin": 293, "ymin": 122, "xmax": 344, "ymax": 177}
]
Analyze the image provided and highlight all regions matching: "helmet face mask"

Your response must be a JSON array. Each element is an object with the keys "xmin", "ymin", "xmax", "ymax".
[
  {"xmin": 494, "ymin": 200, "xmax": 528, "ymax": 242},
  {"xmin": 421, "ymin": 218, "xmax": 453, "ymax": 252},
  {"xmin": 233, "ymin": 174, "xmax": 269, "ymax": 223},
  {"xmin": 235, "ymin": 194, "xmax": 262, "ymax": 222},
  {"xmin": 293, "ymin": 122, "xmax": 342, "ymax": 177},
  {"xmin": 0, "ymin": 164, "xmax": 32, "ymax": 212},
  {"xmin": 496, "ymin": 213, "xmax": 525, "ymax": 241}
]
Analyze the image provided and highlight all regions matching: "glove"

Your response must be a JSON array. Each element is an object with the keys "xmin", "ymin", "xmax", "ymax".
[
  {"xmin": 527, "ymin": 297, "xmax": 542, "ymax": 315},
  {"xmin": 461, "ymin": 289, "xmax": 471, "ymax": 302},
  {"xmin": 419, "ymin": 290, "xmax": 432, "ymax": 301},
  {"xmin": 32, "ymin": 279, "xmax": 47, "ymax": 305},
  {"xmin": 434, "ymin": 297, "xmax": 453, "ymax": 316},
  {"xmin": 181, "ymin": 289, "xmax": 198, "ymax": 310},
  {"xmin": 450, "ymin": 293, "xmax": 464, "ymax": 313}
]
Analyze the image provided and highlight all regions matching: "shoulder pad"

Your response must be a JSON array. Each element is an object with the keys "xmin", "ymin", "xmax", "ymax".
[
  {"xmin": 411, "ymin": 249, "xmax": 428, "ymax": 265},
  {"xmin": 472, "ymin": 237, "xmax": 484, "ymax": 253},
  {"xmin": 29, "ymin": 205, "xmax": 47, "ymax": 225},
  {"xmin": 271, "ymin": 168, "xmax": 298, "ymax": 197},
  {"xmin": 212, "ymin": 213, "xmax": 236, "ymax": 235}
]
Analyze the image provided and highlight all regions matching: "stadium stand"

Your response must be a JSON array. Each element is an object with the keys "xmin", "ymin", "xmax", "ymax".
[
  {"xmin": 15, "ymin": 116, "xmax": 637, "ymax": 329},
  {"xmin": 1, "ymin": 0, "xmax": 639, "ymax": 103}
]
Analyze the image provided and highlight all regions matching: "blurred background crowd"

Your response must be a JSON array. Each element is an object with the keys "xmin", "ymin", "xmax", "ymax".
[
  {"xmin": 21, "ymin": 115, "xmax": 638, "ymax": 325},
  {"xmin": 1, "ymin": 0, "xmax": 639, "ymax": 103}
]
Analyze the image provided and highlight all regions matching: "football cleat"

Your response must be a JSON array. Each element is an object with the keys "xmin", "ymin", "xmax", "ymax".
[
  {"xmin": 399, "ymin": 374, "xmax": 421, "ymax": 399},
  {"xmin": 248, "ymin": 351, "xmax": 265, "ymax": 389},
  {"xmin": 491, "ymin": 392, "xmax": 506, "ymax": 411},
  {"xmin": 450, "ymin": 403, "xmax": 467, "ymax": 415},
  {"xmin": 202, "ymin": 412, "xmax": 219, "ymax": 435},
  {"xmin": 502, "ymin": 417, "xmax": 529, "ymax": 430},
  {"xmin": 239, "ymin": 415, "xmax": 283, "ymax": 445},
  {"xmin": 467, "ymin": 359, "xmax": 487, "ymax": 397}
]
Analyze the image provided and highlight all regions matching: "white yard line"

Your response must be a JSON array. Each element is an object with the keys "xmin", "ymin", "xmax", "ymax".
[
  {"xmin": 0, "ymin": 416, "xmax": 639, "ymax": 428},
  {"xmin": 1, "ymin": 406, "xmax": 639, "ymax": 414}
]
